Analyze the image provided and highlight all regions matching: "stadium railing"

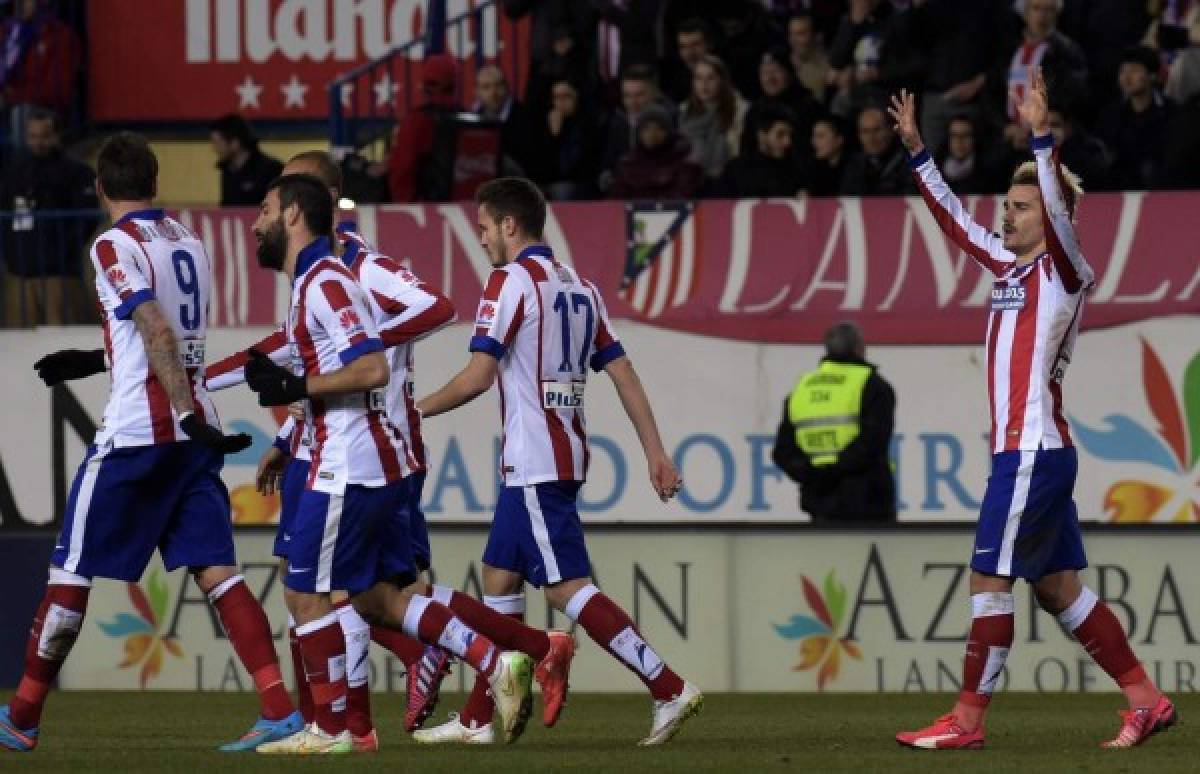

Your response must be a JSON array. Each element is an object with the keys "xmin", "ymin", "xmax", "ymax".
[
  {"xmin": 327, "ymin": 0, "xmax": 524, "ymax": 159},
  {"xmin": 0, "ymin": 209, "xmax": 103, "ymax": 328}
]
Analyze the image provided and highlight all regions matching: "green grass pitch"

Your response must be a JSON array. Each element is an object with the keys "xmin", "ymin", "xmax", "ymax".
[{"xmin": 1, "ymin": 691, "xmax": 1193, "ymax": 772}]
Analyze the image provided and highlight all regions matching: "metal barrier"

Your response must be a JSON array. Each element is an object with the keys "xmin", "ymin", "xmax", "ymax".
[
  {"xmin": 0, "ymin": 209, "xmax": 103, "ymax": 327},
  {"xmin": 327, "ymin": 0, "xmax": 525, "ymax": 158}
]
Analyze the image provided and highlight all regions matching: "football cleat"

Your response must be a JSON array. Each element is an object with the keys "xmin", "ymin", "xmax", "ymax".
[
  {"xmin": 488, "ymin": 651, "xmax": 534, "ymax": 744},
  {"xmin": 639, "ymin": 681, "xmax": 703, "ymax": 746},
  {"xmin": 896, "ymin": 713, "xmax": 985, "ymax": 750},
  {"xmin": 405, "ymin": 645, "xmax": 453, "ymax": 732},
  {"xmin": 255, "ymin": 723, "xmax": 354, "ymax": 754},
  {"xmin": 412, "ymin": 713, "xmax": 494, "ymax": 745},
  {"xmin": 0, "ymin": 705, "xmax": 37, "ymax": 752},
  {"xmin": 534, "ymin": 630, "xmax": 576, "ymax": 727},
  {"xmin": 1102, "ymin": 695, "xmax": 1177, "ymax": 748},
  {"xmin": 218, "ymin": 710, "xmax": 305, "ymax": 752},
  {"xmin": 352, "ymin": 728, "xmax": 379, "ymax": 753}
]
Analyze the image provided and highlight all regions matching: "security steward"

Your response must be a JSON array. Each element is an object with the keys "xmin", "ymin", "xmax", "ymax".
[{"xmin": 772, "ymin": 322, "xmax": 896, "ymax": 523}]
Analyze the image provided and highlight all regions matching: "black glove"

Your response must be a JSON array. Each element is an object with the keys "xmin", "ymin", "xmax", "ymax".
[
  {"xmin": 180, "ymin": 411, "xmax": 253, "ymax": 454},
  {"xmin": 34, "ymin": 349, "xmax": 106, "ymax": 387},
  {"xmin": 244, "ymin": 348, "xmax": 308, "ymax": 407}
]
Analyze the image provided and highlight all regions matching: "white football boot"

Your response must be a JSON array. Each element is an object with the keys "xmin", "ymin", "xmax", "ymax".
[
  {"xmin": 412, "ymin": 713, "xmax": 494, "ymax": 745},
  {"xmin": 256, "ymin": 723, "xmax": 354, "ymax": 754},
  {"xmin": 488, "ymin": 651, "xmax": 534, "ymax": 744},
  {"xmin": 639, "ymin": 681, "xmax": 703, "ymax": 746}
]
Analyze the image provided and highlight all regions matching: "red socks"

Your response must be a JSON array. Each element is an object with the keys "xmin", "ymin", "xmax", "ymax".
[
  {"xmin": 404, "ymin": 595, "xmax": 497, "ymax": 677},
  {"xmin": 370, "ymin": 625, "xmax": 425, "ymax": 667},
  {"xmin": 334, "ymin": 601, "xmax": 373, "ymax": 738},
  {"xmin": 295, "ymin": 612, "xmax": 348, "ymax": 736},
  {"xmin": 565, "ymin": 584, "xmax": 684, "ymax": 702},
  {"xmin": 287, "ymin": 617, "xmax": 314, "ymax": 723},
  {"xmin": 1057, "ymin": 586, "xmax": 1160, "ymax": 708},
  {"xmin": 208, "ymin": 575, "xmax": 294, "ymax": 721},
  {"xmin": 954, "ymin": 592, "xmax": 1014, "ymax": 730},
  {"xmin": 437, "ymin": 586, "xmax": 550, "ymax": 662},
  {"xmin": 459, "ymin": 594, "xmax": 529, "ymax": 729},
  {"xmin": 10, "ymin": 576, "xmax": 90, "ymax": 730}
]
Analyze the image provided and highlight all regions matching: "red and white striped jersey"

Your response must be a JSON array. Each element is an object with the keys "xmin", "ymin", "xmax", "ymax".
[
  {"xmin": 911, "ymin": 136, "xmax": 1094, "ymax": 454},
  {"xmin": 91, "ymin": 208, "xmax": 219, "ymax": 448},
  {"xmin": 1007, "ymin": 40, "xmax": 1049, "ymax": 121},
  {"xmin": 288, "ymin": 236, "xmax": 405, "ymax": 494},
  {"xmin": 470, "ymin": 246, "xmax": 626, "ymax": 486},
  {"xmin": 344, "ymin": 241, "xmax": 455, "ymax": 475}
]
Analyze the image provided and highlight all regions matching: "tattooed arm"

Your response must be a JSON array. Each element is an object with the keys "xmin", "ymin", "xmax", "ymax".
[{"xmin": 132, "ymin": 300, "xmax": 195, "ymax": 415}]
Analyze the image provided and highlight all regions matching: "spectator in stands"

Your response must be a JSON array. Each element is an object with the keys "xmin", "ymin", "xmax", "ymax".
[
  {"xmin": 719, "ymin": 104, "xmax": 804, "ymax": 197},
  {"xmin": 1058, "ymin": 0, "xmax": 1149, "ymax": 117},
  {"xmin": 591, "ymin": 0, "xmax": 666, "ymax": 102},
  {"xmin": 905, "ymin": 0, "xmax": 1002, "ymax": 158},
  {"xmin": 840, "ymin": 104, "xmax": 914, "ymax": 195},
  {"xmin": 531, "ymin": 78, "xmax": 603, "ymax": 200},
  {"xmin": 473, "ymin": 64, "xmax": 535, "ymax": 176},
  {"xmin": 1, "ymin": 108, "xmax": 96, "ymax": 326},
  {"xmin": 787, "ymin": 12, "xmax": 832, "ymax": 103},
  {"xmin": 209, "ymin": 114, "xmax": 284, "ymax": 207},
  {"xmin": 599, "ymin": 64, "xmax": 673, "ymax": 192},
  {"xmin": 0, "ymin": 0, "xmax": 81, "ymax": 147},
  {"xmin": 1097, "ymin": 46, "xmax": 1170, "ymax": 191},
  {"xmin": 679, "ymin": 55, "xmax": 747, "ymax": 186},
  {"xmin": 996, "ymin": 0, "xmax": 1089, "ymax": 154},
  {"xmin": 1161, "ymin": 48, "xmax": 1200, "ymax": 189},
  {"xmin": 1047, "ymin": 107, "xmax": 1113, "ymax": 191},
  {"xmin": 711, "ymin": 0, "xmax": 786, "ymax": 100},
  {"xmin": 740, "ymin": 47, "xmax": 821, "ymax": 158},
  {"xmin": 935, "ymin": 114, "xmax": 1001, "ymax": 195},
  {"xmin": 806, "ymin": 113, "xmax": 849, "ymax": 196},
  {"xmin": 772, "ymin": 321, "xmax": 897, "ymax": 524},
  {"xmin": 383, "ymin": 53, "xmax": 461, "ymax": 202},
  {"xmin": 661, "ymin": 17, "xmax": 715, "ymax": 103},
  {"xmin": 502, "ymin": 0, "xmax": 596, "ymax": 113},
  {"xmin": 610, "ymin": 105, "xmax": 703, "ymax": 199},
  {"xmin": 828, "ymin": 0, "xmax": 902, "ymax": 117}
]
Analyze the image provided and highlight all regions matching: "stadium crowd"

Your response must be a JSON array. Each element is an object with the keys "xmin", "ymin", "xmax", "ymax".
[{"xmin": 377, "ymin": 0, "xmax": 1200, "ymax": 201}]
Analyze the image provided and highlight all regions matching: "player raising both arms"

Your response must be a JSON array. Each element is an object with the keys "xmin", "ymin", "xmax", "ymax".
[
  {"xmin": 891, "ymin": 72, "xmax": 1176, "ymax": 751},
  {"xmin": 0, "ymin": 134, "xmax": 303, "ymax": 752},
  {"xmin": 415, "ymin": 177, "xmax": 702, "ymax": 746}
]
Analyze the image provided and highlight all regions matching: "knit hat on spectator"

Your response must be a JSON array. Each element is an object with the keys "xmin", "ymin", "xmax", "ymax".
[{"xmin": 636, "ymin": 104, "xmax": 674, "ymax": 134}]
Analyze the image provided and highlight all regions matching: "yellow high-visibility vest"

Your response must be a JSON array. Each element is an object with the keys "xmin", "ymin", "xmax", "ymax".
[{"xmin": 786, "ymin": 360, "xmax": 871, "ymax": 467}]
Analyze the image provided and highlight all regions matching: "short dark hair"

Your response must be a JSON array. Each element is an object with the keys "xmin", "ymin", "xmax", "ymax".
[
  {"xmin": 97, "ymin": 132, "xmax": 158, "ymax": 201},
  {"xmin": 26, "ymin": 106, "xmax": 58, "ymax": 132},
  {"xmin": 813, "ymin": 113, "xmax": 848, "ymax": 138},
  {"xmin": 267, "ymin": 174, "xmax": 333, "ymax": 239},
  {"xmin": 209, "ymin": 113, "xmax": 257, "ymax": 150},
  {"xmin": 824, "ymin": 322, "xmax": 865, "ymax": 359},
  {"xmin": 677, "ymin": 17, "xmax": 713, "ymax": 45},
  {"xmin": 620, "ymin": 62, "xmax": 658, "ymax": 86},
  {"xmin": 287, "ymin": 150, "xmax": 343, "ymax": 196},
  {"xmin": 475, "ymin": 177, "xmax": 546, "ymax": 239},
  {"xmin": 756, "ymin": 103, "xmax": 797, "ymax": 134}
]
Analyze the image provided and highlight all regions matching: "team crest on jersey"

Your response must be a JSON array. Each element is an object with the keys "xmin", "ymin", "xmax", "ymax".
[
  {"xmin": 106, "ymin": 265, "xmax": 130, "ymax": 293},
  {"xmin": 477, "ymin": 301, "xmax": 496, "ymax": 326},
  {"xmin": 337, "ymin": 307, "xmax": 365, "ymax": 336},
  {"xmin": 991, "ymin": 284, "xmax": 1026, "ymax": 311}
]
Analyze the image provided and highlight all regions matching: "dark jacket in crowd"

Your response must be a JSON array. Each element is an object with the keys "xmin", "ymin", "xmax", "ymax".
[
  {"xmin": 772, "ymin": 356, "xmax": 896, "ymax": 523},
  {"xmin": 839, "ymin": 145, "xmax": 915, "ymax": 196},
  {"xmin": 719, "ymin": 151, "xmax": 804, "ymax": 197},
  {"xmin": 218, "ymin": 147, "xmax": 284, "ymax": 207},
  {"xmin": 610, "ymin": 133, "xmax": 703, "ymax": 200},
  {"xmin": 1, "ymin": 149, "xmax": 97, "ymax": 276},
  {"xmin": 805, "ymin": 154, "xmax": 848, "ymax": 197},
  {"xmin": 531, "ymin": 109, "xmax": 605, "ymax": 200},
  {"xmin": 1096, "ymin": 92, "xmax": 1169, "ymax": 190},
  {"xmin": 1160, "ymin": 95, "xmax": 1200, "ymax": 190}
]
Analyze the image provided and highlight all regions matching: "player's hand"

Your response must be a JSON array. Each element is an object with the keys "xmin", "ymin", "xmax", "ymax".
[
  {"xmin": 180, "ymin": 412, "xmax": 253, "ymax": 454},
  {"xmin": 33, "ymin": 348, "xmax": 106, "ymax": 386},
  {"xmin": 887, "ymin": 89, "xmax": 924, "ymax": 155},
  {"xmin": 1018, "ymin": 66, "xmax": 1050, "ymax": 136},
  {"xmin": 244, "ymin": 349, "xmax": 308, "ymax": 406},
  {"xmin": 256, "ymin": 445, "xmax": 288, "ymax": 495},
  {"xmin": 649, "ymin": 452, "xmax": 683, "ymax": 503}
]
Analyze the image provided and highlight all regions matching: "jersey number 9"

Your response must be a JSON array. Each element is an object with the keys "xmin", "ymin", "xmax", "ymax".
[{"xmin": 171, "ymin": 249, "xmax": 201, "ymax": 330}]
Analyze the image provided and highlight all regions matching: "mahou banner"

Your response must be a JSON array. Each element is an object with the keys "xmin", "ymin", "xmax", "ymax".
[
  {"xmin": 177, "ymin": 193, "xmax": 1200, "ymax": 342},
  {"xmin": 88, "ymin": 0, "xmax": 522, "ymax": 121}
]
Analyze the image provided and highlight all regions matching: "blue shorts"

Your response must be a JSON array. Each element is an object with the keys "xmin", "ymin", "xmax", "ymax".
[
  {"xmin": 51, "ymin": 442, "xmax": 235, "ymax": 582},
  {"xmin": 285, "ymin": 482, "xmax": 413, "ymax": 595},
  {"xmin": 972, "ymin": 447, "xmax": 1087, "ymax": 581},
  {"xmin": 273, "ymin": 457, "xmax": 311, "ymax": 558},
  {"xmin": 483, "ymin": 481, "xmax": 590, "ymax": 588},
  {"xmin": 403, "ymin": 471, "xmax": 431, "ymax": 572}
]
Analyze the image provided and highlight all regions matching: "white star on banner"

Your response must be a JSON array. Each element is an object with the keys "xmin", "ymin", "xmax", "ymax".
[
  {"xmin": 235, "ymin": 76, "xmax": 262, "ymax": 109},
  {"xmin": 373, "ymin": 73, "xmax": 399, "ymax": 107},
  {"xmin": 280, "ymin": 75, "xmax": 309, "ymax": 109},
  {"xmin": 339, "ymin": 82, "xmax": 355, "ymax": 109}
]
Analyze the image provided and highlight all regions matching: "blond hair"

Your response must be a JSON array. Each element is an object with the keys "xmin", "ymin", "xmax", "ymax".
[{"xmin": 1011, "ymin": 160, "xmax": 1084, "ymax": 218}]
